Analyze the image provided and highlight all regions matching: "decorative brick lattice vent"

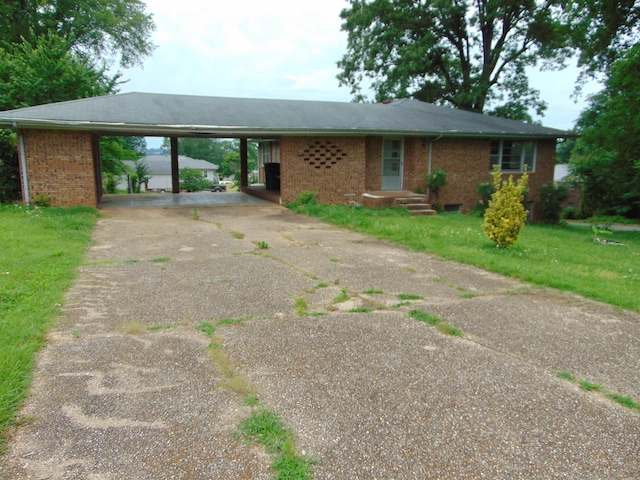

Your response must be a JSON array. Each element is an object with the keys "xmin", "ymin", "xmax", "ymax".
[{"xmin": 299, "ymin": 140, "xmax": 348, "ymax": 169}]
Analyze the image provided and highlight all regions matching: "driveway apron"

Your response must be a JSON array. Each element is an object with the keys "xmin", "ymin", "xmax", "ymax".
[{"xmin": 1, "ymin": 206, "xmax": 639, "ymax": 479}]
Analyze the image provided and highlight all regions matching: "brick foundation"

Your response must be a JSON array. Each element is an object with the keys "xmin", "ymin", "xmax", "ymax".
[{"xmin": 21, "ymin": 129, "xmax": 97, "ymax": 207}]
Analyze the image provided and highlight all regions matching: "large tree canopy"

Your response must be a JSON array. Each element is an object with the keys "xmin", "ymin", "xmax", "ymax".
[
  {"xmin": 337, "ymin": 0, "xmax": 639, "ymax": 120},
  {"xmin": 567, "ymin": 0, "xmax": 640, "ymax": 76},
  {"xmin": 0, "ymin": 0, "xmax": 155, "ymax": 69},
  {"xmin": 0, "ymin": 34, "xmax": 118, "ymax": 111},
  {"xmin": 570, "ymin": 45, "xmax": 640, "ymax": 217},
  {"xmin": 338, "ymin": 0, "xmax": 572, "ymax": 119}
]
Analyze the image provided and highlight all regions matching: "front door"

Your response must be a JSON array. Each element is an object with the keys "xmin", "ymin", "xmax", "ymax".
[{"xmin": 382, "ymin": 138, "xmax": 403, "ymax": 190}]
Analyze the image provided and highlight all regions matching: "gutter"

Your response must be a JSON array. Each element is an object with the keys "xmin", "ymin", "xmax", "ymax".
[
  {"xmin": 16, "ymin": 124, "xmax": 30, "ymax": 206},
  {"xmin": 0, "ymin": 118, "xmax": 578, "ymax": 139}
]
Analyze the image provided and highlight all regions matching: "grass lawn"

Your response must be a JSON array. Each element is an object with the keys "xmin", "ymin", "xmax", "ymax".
[
  {"xmin": 0, "ymin": 205, "xmax": 98, "ymax": 452},
  {"xmin": 289, "ymin": 204, "xmax": 640, "ymax": 312}
]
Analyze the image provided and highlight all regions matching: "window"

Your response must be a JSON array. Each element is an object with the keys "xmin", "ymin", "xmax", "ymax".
[{"xmin": 490, "ymin": 140, "xmax": 536, "ymax": 172}]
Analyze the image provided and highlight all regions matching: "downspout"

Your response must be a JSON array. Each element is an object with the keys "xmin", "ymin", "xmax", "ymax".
[
  {"xmin": 16, "ymin": 124, "xmax": 30, "ymax": 206},
  {"xmin": 427, "ymin": 134, "xmax": 443, "ymax": 199}
]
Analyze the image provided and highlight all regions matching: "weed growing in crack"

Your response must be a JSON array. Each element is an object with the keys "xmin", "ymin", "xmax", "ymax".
[
  {"xmin": 363, "ymin": 288, "xmax": 383, "ymax": 294},
  {"xmin": 151, "ymin": 257, "xmax": 170, "ymax": 263},
  {"xmin": 294, "ymin": 298, "xmax": 308, "ymax": 316},
  {"xmin": 196, "ymin": 322, "xmax": 216, "ymax": 337},
  {"xmin": 606, "ymin": 392, "xmax": 640, "ymax": 410},
  {"xmin": 579, "ymin": 380, "xmax": 605, "ymax": 393},
  {"xmin": 217, "ymin": 317, "xmax": 246, "ymax": 326},
  {"xmin": 238, "ymin": 406, "xmax": 316, "ymax": 479},
  {"xmin": 147, "ymin": 323, "xmax": 177, "ymax": 331},
  {"xmin": 409, "ymin": 310, "xmax": 465, "ymax": 337},
  {"xmin": 332, "ymin": 289, "xmax": 350, "ymax": 304},
  {"xmin": 557, "ymin": 370, "xmax": 640, "ymax": 412},
  {"xmin": 397, "ymin": 293, "xmax": 424, "ymax": 300}
]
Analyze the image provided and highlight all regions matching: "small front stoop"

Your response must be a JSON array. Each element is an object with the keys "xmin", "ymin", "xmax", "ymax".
[
  {"xmin": 361, "ymin": 191, "xmax": 438, "ymax": 215},
  {"xmin": 393, "ymin": 196, "xmax": 437, "ymax": 216}
]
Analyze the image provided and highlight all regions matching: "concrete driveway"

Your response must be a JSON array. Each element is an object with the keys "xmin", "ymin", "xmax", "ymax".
[
  {"xmin": 1, "ymin": 206, "xmax": 639, "ymax": 479},
  {"xmin": 99, "ymin": 191, "xmax": 275, "ymax": 209}
]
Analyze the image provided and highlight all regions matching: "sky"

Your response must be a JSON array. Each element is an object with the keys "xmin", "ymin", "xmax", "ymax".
[{"xmin": 120, "ymin": 0, "xmax": 600, "ymax": 147}]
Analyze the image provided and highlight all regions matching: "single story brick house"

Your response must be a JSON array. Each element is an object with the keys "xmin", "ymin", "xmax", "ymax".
[{"xmin": 0, "ymin": 92, "xmax": 574, "ymax": 217}]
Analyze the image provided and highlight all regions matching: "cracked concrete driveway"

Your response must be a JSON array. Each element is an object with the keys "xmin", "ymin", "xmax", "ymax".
[{"xmin": 1, "ymin": 206, "xmax": 639, "ymax": 479}]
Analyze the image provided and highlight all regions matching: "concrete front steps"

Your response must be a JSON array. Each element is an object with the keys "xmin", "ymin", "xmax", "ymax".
[{"xmin": 361, "ymin": 191, "xmax": 437, "ymax": 216}]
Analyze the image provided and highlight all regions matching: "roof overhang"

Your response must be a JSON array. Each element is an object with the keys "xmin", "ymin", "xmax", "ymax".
[{"xmin": 3, "ymin": 119, "xmax": 576, "ymax": 140}]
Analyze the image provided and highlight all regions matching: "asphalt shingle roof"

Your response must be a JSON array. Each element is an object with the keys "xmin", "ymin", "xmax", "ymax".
[
  {"xmin": 123, "ymin": 155, "xmax": 218, "ymax": 175},
  {"xmin": 0, "ymin": 92, "xmax": 572, "ymax": 138}
]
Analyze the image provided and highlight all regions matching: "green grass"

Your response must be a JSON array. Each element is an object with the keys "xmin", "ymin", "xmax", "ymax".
[
  {"xmin": 0, "ymin": 205, "xmax": 98, "ymax": 452},
  {"xmin": 288, "ymin": 205, "xmax": 640, "ymax": 312}
]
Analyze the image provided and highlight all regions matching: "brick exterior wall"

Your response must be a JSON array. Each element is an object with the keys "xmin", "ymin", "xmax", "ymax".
[
  {"xmin": 279, "ymin": 136, "xmax": 367, "ymax": 205},
  {"xmin": 21, "ymin": 129, "xmax": 97, "ymax": 207},
  {"xmin": 279, "ymin": 135, "xmax": 556, "ymax": 219},
  {"xmin": 17, "ymin": 128, "xmax": 556, "ymax": 216}
]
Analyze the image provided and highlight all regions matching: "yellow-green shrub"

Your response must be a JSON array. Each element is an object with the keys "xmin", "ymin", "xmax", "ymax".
[{"xmin": 483, "ymin": 166, "xmax": 529, "ymax": 248}]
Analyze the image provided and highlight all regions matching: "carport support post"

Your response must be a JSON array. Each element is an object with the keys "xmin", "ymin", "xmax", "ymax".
[
  {"xmin": 171, "ymin": 137, "xmax": 180, "ymax": 193},
  {"xmin": 240, "ymin": 138, "xmax": 248, "ymax": 187}
]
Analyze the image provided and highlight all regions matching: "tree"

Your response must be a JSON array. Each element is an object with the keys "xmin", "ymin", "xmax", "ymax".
[
  {"xmin": 338, "ymin": 0, "xmax": 573, "ymax": 119},
  {"xmin": 180, "ymin": 167, "xmax": 210, "ymax": 192},
  {"xmin": 538, "ymin": 183, "xmax": 570, "ymax": 224},
  {"xmin": 0, "ymin": 131, "xmax": 20, "ymax": 203},
  {"xmin": 566, "ymin": 0, "xmax": 640, "ymax": 77},
  {"xmin": 130, "ymin": 159, "xmax": 151, "ymax": 193},
  {"xmin": 0, "ymin": 0, "xmax": 155, "ymax": 69},
  {"xmin": 570, "ymin": 45, "xmax": 640, "ymax": 218},
  {"xmin": 0, "ymin": 34, "xmax": 118, "ymax": 111},
  {"xmin": 100, "ymin": 136, "xmax": 146, "ymax": 176}
]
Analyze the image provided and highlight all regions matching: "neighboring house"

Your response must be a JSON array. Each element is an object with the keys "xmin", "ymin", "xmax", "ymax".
[
  {"xmin": 0, "ymin": 93, "xmax": 577, "ymax": 219},
  {"xmin": 118, "ymin": 155, "xmax": 219, "ymax": 192},
  {"xmin": 554, "ymin": 163, "xmax": 581, "ymax": 211}
]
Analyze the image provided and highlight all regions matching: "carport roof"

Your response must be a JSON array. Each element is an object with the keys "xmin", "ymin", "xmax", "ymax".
[{"xmin": 0, "ymin": 92, "xmax": 573, "ymax": 139}]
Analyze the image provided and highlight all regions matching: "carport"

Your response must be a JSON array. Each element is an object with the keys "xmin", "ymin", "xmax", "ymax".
[{"xmin": 0, "ymin": 93, "xmax": 286, "ymax": 208}]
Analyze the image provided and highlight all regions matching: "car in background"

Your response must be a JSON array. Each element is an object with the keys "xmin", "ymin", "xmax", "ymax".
[{"xmin": 209, "ymin": 183, "xmax": 227, "ymax": 192}]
